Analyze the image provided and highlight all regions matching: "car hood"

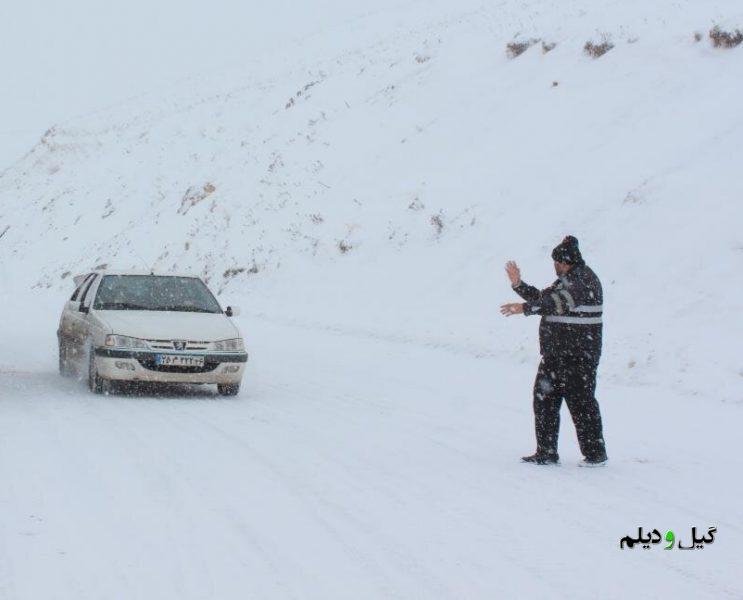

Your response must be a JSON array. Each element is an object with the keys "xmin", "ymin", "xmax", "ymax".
[{"xmin": 95, "ymin": 310, "xmax": 240, "ymax": 341}]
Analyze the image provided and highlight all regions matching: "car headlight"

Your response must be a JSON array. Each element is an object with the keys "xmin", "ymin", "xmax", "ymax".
[
  {"xmin": 105, "ymin": 335, "xmax": 149, "ymax": 349},
  {"xmin": 213, "ymin": 338, "xmax": 244, "ymax": 351}
]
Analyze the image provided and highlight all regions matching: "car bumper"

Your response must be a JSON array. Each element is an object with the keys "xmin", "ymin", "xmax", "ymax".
[{"xmin": 94, "ymin": 347, "xmax": 248, "ymax": 384}]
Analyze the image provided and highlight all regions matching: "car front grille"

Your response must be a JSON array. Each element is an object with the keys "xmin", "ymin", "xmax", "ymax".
[
  {"xmin": 146, "ymin": 340, "xmax": 210, "ymax": 351},
  {"xmin": 137, "ymin": 359, "xmax": 219, "ymax": 374}
]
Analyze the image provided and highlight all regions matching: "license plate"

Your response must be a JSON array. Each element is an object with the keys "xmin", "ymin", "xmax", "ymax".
[{"xmin": 155, "ymin": 354, "xmax": 205, "ymax": 367}]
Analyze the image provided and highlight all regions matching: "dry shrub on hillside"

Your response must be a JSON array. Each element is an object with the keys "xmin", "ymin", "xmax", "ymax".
[
  {"xmin": 408, "ymin": 197, "xmax": 425, "ymax": 211},
  {"xmin": 542, "ymin": 41, "xmax": 557, "ymax": 54},
  {"xmin": 584, "ymin": 38, "xmax": 614, "ymax": 58},
  {"xmin": 223, "ymin": 267, "xmax": 246, "ymax": 280},
  {"xmin": 430, "ymin": 213, "xmax": 444, "ymax": 236},
  {"xmin": 709, "ymin": 26, "xmax": 743, "ymax": 48},
  {"xmin": 338, "ymin": 240, "xmax": 352, "ymax": 254},
  {"xmin": 693, "ymin": 31, "xmax": 703, "ymax": 43},
  {"xmin": 178, "ymin": 182, "xmax": 216, "ymax": 215},
  {"xmin": 506, "ymin": 38, "xmax": 539, "ymax": 59}
]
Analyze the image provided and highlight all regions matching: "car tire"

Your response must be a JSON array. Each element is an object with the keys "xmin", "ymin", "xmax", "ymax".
[
  {"xmin": 217, "ymin": 383, "xmax": 240, "ymax": 397},
  {"xmin": 58, "ymin": 339, "xmax": 74, "ymax": 377},
  {"xmin": 88, "ymin": 348, "xmax": 111, "ymax": 395}
]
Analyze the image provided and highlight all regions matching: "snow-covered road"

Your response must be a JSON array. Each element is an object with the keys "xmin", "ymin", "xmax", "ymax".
[{"xmin": 0, "ymin": 315, "xmax": 740, "ymax": 599}]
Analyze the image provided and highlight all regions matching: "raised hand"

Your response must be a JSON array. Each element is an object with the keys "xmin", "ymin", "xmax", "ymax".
[
  {"xmin": 500, "ymin": 303, "xmax": 524, "ymax": 316},
  {"xmin": 505, "ymin": 261, "xmax": 521, "ymax": 286}
]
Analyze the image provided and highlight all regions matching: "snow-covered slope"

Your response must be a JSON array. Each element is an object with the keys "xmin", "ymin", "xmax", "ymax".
[
  {"xmin": 3, "ymin": 0, "xmax": 741, "ymax": 402},
  {"xmin": 1, "ymin": 2, "xmax": 742, "ymax": 598}
]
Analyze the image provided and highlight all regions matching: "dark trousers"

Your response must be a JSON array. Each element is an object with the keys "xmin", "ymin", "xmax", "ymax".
[{"xmin": 533, "ymin": 355, "xmax": 607, "ymax": 459}]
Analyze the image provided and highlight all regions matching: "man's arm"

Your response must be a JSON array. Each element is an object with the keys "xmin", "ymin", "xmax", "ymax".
[
  {"xmin": 505, "ymin": 261, "xmax": 541, "ymax": 303},
  {"xmin": 502, "ymin": 285, "xmax": 563, "ymax": 317},
  {"xmin": 522, "ymin": 284, "xmax": 575, "ymax": 317},
  {"xmin": 502, "ymin": 261, "xmax": 575, "ymax": 317},
  {"xmin": 512, "ymin": 281, "xmax": 541, "ymax": 303}
]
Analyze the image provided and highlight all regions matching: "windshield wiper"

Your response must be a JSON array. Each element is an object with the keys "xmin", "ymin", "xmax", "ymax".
[
  {"xmin": 158, "ymin": 306, "xmax": 216, "ymax": 313},
  {"xmin": 98, "ymin": 302, "xmax": 152, "ymax": 310}
]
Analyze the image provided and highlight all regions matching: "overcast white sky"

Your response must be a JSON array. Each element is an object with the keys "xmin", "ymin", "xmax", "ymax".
[{"xmin": 0, "ymin": 0, "xmax": 412, "ymax": 169}]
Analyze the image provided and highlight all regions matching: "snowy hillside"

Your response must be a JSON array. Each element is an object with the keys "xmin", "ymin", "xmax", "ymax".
[
  {"xmin": 2, "ymin": 0, "xmax": 741, "ymax": 400},
  {"xmin": 1, "ymin": 1, "xmax": 742, "ymax": 598}
]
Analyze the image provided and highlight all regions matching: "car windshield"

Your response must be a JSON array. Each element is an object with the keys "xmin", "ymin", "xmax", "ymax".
[{"xmin": 93, "ymin": 275, "xmax": 223, "ymax": 313}]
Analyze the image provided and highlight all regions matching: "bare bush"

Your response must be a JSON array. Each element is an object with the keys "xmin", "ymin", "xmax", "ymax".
[
  {"xmin": 693, "ymin": 31, "xmax": 703, "ymax": 43},
  {"xmin": 430, "ymin": 213, "xmax": 444, "ymax": 236},
  {"xmin": 338, "ymin": 240, "xmax": 352, "ymax": 254},
  {"xmin": 506, "ymin": 38, "xmax": 539, "ymax": 59},
  {"xmin": 223, "ymin": 267, "xmax": 246, "ymax": 280},
  {"xmin": 408, "ymin": 197, "xmax": 425, "ymax": 211},
  {"xmin": 710, "ymin": 26, "xmax": 743, "ymax": 48},
  {"xmin": 542, "ymin": 41, "xmax": 557, "ymax": 54},
  {"xmin": 222, "ymin": 262, "xmax": 259, "ymax": 282},
  {"xmin": 584, "ymin": 39, "xmax": 614, "ymax": 58},
  {"xmin": 178, "ymin": 182, "xmax": 216, "ymax": 215}
]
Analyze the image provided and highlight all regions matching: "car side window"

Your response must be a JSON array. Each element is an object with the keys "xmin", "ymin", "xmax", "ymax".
[
  {"xmin": 70, "ymin": 274, "xmax": 93, "ymax": 301},
  {"xmin": 78, "ymin": 275, "xmax": 98, "ymax": 307}
]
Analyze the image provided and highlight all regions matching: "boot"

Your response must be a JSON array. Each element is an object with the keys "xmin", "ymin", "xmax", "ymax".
[
  {"xmin": 581, "ymin": 452, "xmax": 608, "ymax": 467},
  {"xmin": 521, "ymin": 451, "xmax": 559, "ymax": 465}
]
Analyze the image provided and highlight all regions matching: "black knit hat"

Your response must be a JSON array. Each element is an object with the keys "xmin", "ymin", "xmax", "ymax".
[{"xmin": 551, "ymin": 235, "xmax": 584, "ymax": 265}]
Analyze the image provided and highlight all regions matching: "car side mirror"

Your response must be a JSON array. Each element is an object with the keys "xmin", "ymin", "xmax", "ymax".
[
  {"xmin": 226, "ymin": 305, "xmax": 240, "ymax": 317},
  {"xmin": 79, "ymin": 304, "xmax": 90, "ymax": 314}
]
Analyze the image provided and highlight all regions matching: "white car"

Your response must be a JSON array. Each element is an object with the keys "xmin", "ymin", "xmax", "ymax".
[{"xmin": 57, "ymin": 270, "xmax": 248, "ymax": 396}]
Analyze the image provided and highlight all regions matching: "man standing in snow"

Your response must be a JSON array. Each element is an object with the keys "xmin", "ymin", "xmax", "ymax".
[{"xmin": 500, "ymin": 236, "xmax": 608, "ymax": 466}]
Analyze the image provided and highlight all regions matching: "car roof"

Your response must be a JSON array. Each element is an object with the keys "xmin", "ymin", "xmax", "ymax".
[{"xmin": 75, "ymin": 270, "xmax": 204, "ymax": 282}]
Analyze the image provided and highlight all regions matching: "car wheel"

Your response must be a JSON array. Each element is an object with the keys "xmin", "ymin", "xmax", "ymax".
[
  {"xmin": 217, "ymin": 384, "xmax": 240, "ymax": 396},
  {"xmin": 88, "ymin": 348, "xmax": 111, "ymax": 395},
  {"xmin": 58, "ymin": 339, "xmax": 74, "ymax": 377}
]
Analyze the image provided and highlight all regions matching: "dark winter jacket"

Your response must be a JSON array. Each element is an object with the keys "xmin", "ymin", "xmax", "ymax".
[{"xmin": 512, "ymin": 263, "xmax": 603, "ymax": 361}]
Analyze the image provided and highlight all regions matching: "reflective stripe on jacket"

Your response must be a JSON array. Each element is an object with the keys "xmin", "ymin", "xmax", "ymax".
[{"xmin": 512, "ymin": 263, "xmax": 603, "ymax": 360}]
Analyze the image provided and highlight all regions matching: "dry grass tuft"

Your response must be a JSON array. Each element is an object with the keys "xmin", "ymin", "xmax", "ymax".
[
  {"xmin": 506, "ymin": 38, "xmax": 539, "ymax": 59},
  {"xmin": 541, "ymin": 41, "xmax": 557, "ymax": 54},
  {"xmin": 584, "ymin": 39, "xmax": 614, "ymax": 58},
  {"xmin": 430, "ymin": 213, "xmax": 444, "ymax": 236},
  {"xmin": 709, "ymin": 26, "xmax": 743, "ymax": 48},
  {"xmin": 338, "ymin": 240, "xmax": 352, "ymax": 254}
]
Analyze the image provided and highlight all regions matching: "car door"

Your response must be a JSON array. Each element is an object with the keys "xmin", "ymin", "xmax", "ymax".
[
  {"xmin": 69, "ymin": 273, "xmax": 98, "ymax": 352},
  {"xmin": 59, "ymin": 274, "xmax": 92, "ymax": 353}
]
